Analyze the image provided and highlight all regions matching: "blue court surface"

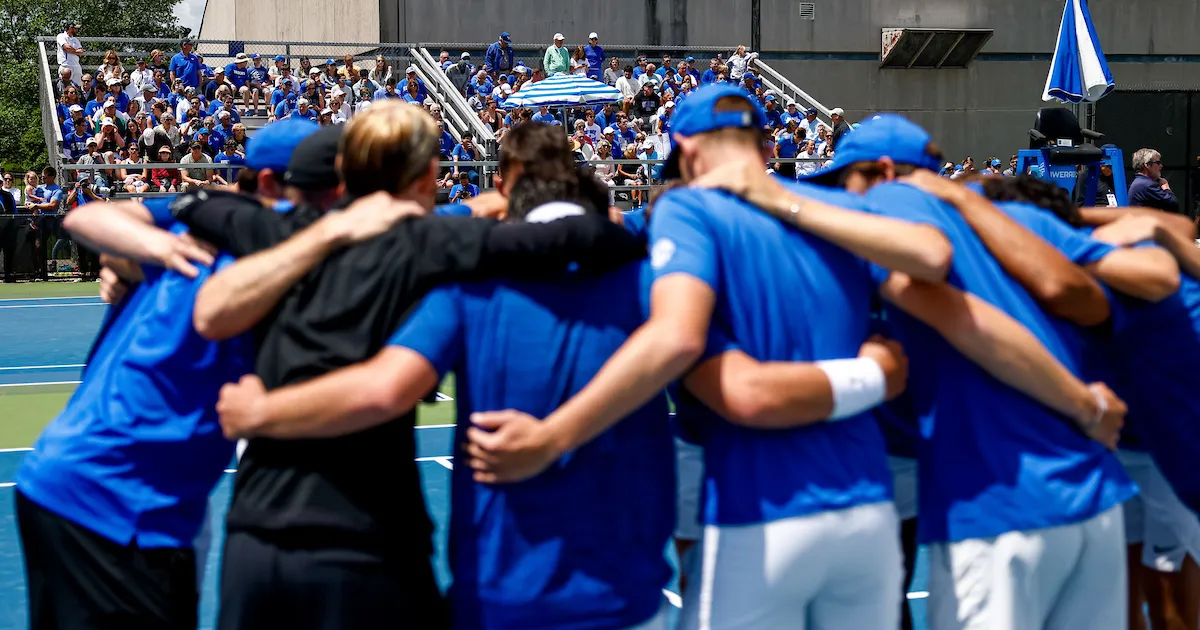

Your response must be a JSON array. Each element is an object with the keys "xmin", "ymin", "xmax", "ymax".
[{"xmin": 0, "ymin": 294, "xmax": 933, "ymax": 629}]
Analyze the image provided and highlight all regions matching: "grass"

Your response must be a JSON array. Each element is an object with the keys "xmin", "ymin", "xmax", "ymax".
[
  {"xmin": 0, "ymin": 376, "xmax": 458, "ymax": 450},
  {"xmin": 0, "ymin": 282, "xmax": 100, "ymax": 300}
]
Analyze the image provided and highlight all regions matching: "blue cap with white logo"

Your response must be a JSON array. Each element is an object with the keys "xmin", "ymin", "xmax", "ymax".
[
  {"xmin": 800, "ymin": 113, "xmax": 943, "ymax": 185},
  {"xmin": 500, "ymin": 31, "xmax": 511, "ymax": 41},
  {"xmin": 662, "ymin": 83, "xmax": 768, "ymax": 179},
  {"xmin": 246, "ymin": 118, "xmax": 320, "ymax": 172}
]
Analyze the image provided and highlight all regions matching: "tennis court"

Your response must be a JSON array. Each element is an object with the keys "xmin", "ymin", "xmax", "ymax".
[{"xmin": 0, "ymin": 282, "xmax": 932, "ymax": 629}]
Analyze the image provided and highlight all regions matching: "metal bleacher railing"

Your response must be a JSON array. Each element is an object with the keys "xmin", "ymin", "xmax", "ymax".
[{"xmin": 35, "ymin": 38, "xmax": 834, "ymax": 200}]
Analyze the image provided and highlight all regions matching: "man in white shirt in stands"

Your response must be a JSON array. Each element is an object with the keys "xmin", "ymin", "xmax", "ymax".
[{"xmin": 57, "ymin": 23, "xmax": 83, "ymax": 87}]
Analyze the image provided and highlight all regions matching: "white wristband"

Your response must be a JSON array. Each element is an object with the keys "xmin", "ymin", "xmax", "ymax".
[{"xmin": 816, "ymin": 357, "xmax": 887, "ymax": 421}]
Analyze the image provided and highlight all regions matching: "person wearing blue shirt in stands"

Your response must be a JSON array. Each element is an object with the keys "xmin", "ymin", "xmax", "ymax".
[
  {"xmin": 458, "ymin": 84, "xmax": 958, "ymax": 630},
  {"xmin": 794, "ymin": 114, "xmax": 1134, "ymax": 630},
  {"xmin": 169, "ymin": 38, "xmax": 202, "ymax": 88},
  {"xmin": 224, "ymin": 52, "xmax": 251, "ymax": 113},
  {"xmin": 485, "ymin": 32, "xmax": 515, "ymax": 76},
  {"xmin": 584, "ymin": 32, "xmax": 606, "ymax": 80},
  {"xmin": 448, "ymin": 172, "xmax": 479, "ymax": 203},
  {"xmin": 13, "ymin": 119, "xmax": 328, "ymax": 630}
]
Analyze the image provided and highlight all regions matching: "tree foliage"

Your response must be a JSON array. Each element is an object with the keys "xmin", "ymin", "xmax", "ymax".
[{"xmin": 0, "ymin": 0, "xmax": 190, "ymax": 170}]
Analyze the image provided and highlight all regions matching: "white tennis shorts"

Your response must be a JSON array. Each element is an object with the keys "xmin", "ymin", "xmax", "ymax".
[
  {"xmin": 927, "ymin": 504, "xmax": 1126, "ymax": 630},
  {"xmin": 889, "ymin": 456, "xmax": 918, "ymax": 521},
  {"xmin": 1118, "ymin": 449, "xmax": 1200, "ymax": 572},
  {"xmin": 679, "ymin": 502, "xmax": 902, "ymax": 630}
]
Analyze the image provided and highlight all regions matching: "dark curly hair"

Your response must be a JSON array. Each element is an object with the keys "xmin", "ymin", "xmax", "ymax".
[{"xmin": 977, "ymin": 174, "xmax": 1082, "ymax": 227}]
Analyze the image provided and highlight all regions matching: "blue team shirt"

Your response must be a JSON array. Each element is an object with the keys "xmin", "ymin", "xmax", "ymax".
[
  {"xmin": 864, "ymin": 184, "xmax": 1135, "ymax": 543},
  {"xmin": 224, "ymin": 63, "xmax": 249, "ymax": 88},
  {"xmin": 169, "ymin": 51, "xmax": 201, "ymax": 87},
  {"xmin": 389, "ymin": 261, "xmax": 673, "ymax": 630},
  {"xmin": 434, "ymin": 203, "xmax": 473, "ymax": 217},
  {"xmin": 15, "ymin": 197, "xmax": 254, "ymax": 547},
  {"xmin": 648, "ymin": 184, "xmax": 892, "ymax": 527}
]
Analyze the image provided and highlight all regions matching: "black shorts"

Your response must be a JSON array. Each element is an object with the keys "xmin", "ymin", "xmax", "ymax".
[
  {"xmin": 218, "ymin": 529, "xmax": 449, "ymax": 630},
  {"xmin": 15, "ymin": 490, "xmax": 198, "ymax": 630}
]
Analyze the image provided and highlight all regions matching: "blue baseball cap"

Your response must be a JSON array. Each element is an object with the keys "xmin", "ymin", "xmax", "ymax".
[
  {"xmin": 246, "ymin": 118, "xmax": 320, "ymax": 172},
  {"xmin": 800, "ymin": 113, "xmax": 944, "ymax": 186},
  {"xmin": 661, "ymin": 83, "xmax": 768, "ymax": 179},
  {"xmin": 500, "ymin": 31, "xmax": 511, "ymax": 41},
  {"xmin": 274, "ymin": 54, "xmax": 286, "ymax": 62},
  {"xmin": 251, "ymin": 53, "xmax": 260, "ymax": 59},
  {"xmin": 685, "ymin": 56, "xmax": 695, "ymax": 62}
]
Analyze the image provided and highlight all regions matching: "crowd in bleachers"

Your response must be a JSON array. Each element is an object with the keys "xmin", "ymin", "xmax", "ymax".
[{"xmin": 29, "ymin": 26, "xmax": 1046, "ymax": 214}]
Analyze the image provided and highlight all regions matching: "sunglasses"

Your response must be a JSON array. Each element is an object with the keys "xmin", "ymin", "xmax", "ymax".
[{"xmin": 1147, "ymin": 160, "xmax": 1163, "ymax": 166}]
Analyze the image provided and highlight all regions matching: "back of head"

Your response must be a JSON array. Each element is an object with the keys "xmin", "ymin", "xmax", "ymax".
[
  {"xmin": 977, "ymin": 174, "xmax": 1081, "ymax": 227},
  {"xmin": 339, "ymin": 100, "xmax": 440, "ymax": 197},
  {"xmin": 507, "ymin": 167, "xmax": 609, "ymax": 221},
  {"xmin": 498, "ymin": 122, "xmax": 576, "ymax": 184}
]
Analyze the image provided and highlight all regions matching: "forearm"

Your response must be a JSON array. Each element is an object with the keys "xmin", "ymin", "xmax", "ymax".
[
  {"xmin": 761, "ymin": 191, "xmax": 951, "ymax": 282},
  {"xmin": 254, "ymin": 354, "xmax": 435, "ymax": 439},
  {"xmin": 542, "ymin": 321, "xmax": 705, "ymax": 454},
  {"xmin": 1153, "ymin": 223, "xmax": 1200, "ymax": 280},
  {"xmin": 684, "ymin": 352, "xmax": 833, "ymax": 428},
  {"xmin": 1088, "ymin": 248, "xmax": 1179, "ymax": 302},
  {"xmin": 882, "ymin": 272, "xmax": 1097, "ymax": 426},
  {"xmin": 193, "ymin": 217, "xmax": 341, "ymax": 340},
  {"xmin": 63, "ymin": 201, "xmax": 170, "ymax": 262},
  {"xmin": 951, "ymin": 188, "xmax": 1109, "ymax": 325}
]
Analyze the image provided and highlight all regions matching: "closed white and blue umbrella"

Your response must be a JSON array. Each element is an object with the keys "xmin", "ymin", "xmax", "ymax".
[
  {"xmin": 503, "ymin": 72, "xmax": 621, "ymax": 109},
  {"xmin": 1042, "ymin": 0, "xmax": 1115, "ymax": 103}
]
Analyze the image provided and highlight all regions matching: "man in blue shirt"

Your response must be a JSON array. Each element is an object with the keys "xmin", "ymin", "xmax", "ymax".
[
  {"xmin": 169, "ymin": 38, "xmax": 201, "ymax": 88},
  {"xmin": 456, "ymin": 84, "xmax": 955, "ymax": 630},
  {"xmin": 223, "ymin": 52, "xmax": 252, "ymax": 115},
  {"xmin": 791, "ymin": 114, "xmax": 1136, "ymax": 630},
  {"xmin": 13, "ymin": 120, "xmax": 346, "ymax": 630},
  {"xmin": 584, "ymin": 32, "xmax": 606, "ymax": 80}
]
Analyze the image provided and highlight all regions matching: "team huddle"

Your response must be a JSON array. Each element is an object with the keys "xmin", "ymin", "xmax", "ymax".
[{"xmin": 12, "ymin": 83, "xmax": 1200, "ymax": 630}]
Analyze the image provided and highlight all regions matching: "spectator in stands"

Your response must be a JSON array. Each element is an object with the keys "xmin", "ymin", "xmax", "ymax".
[
  {"xmin": 329, "ymin": 91, "xmax": 350, "ymax": 123},
  {"xmin": 583, "ymin": 33, "xmax": 606, "ymax": 80},
  {"xmin": 545, "ymin": 34, "xmax": 570, "ymax": 75},
  {"xmin": 222, "ymin": 53, "xmax": 251, "ymax": 114},
  {"xmin": 570, "ymin": 46, "xmax": 589, "ymax": 76},
  {"xmin": 63, "ymin": 120, "xmax": 90, "ymax": 161},
  {"xmin": 446, "ymin": 53, "xmax": 473, "ymax": 94},
  {"xmin": 95, "ymin": 50, "xmax": 121, "ymax": 83},
  {"xmin": 728, "ymin": 45, "xmax": 758, "ymax": 81},
  {"xmin": 951, "ymin": 156, "xmax": 975, "ymax": 180},
  {"xmin": 615, "ymin": 66, "xmax": 638, "ymax": 114},
  {"xmin": 1129, "ymin": 147, "xmax": 1179, "ymax": 213},
  {"xmin": 151, "ymin": 146, "xmax": 181, "ymax": 191},
  {"xmin": 632, "ymin": 83, "xmax": 660, "ymax": 127},
  {"xmin": 599, "ymin": 58, "xmax": 620, "ymax": 87},
  {"xmin": 117, "ymin": 144, "xmax": 150, "ymax": 194},
  {"xmin": 401, "ymin": 81, "xmax": 423, "ymax": 105},
  {"xmin": 246, "ymin": 54, "xmax": 271, "ymax": 114},
  {"xmin": 321, "ymin": 62, "xmax": 340, "ymax": 91},
  {"xmin": 616, "ymin": 144, "xmax": 643, "ymax": 206},
  {"xmin": 21, "ymin": 172, "xmax": 42, "ymax": 212},
  {"xmin": 179, "ymin": 141, "xmax": 214, "ymax": 190},
  {"xmin": 613, "ymin": 116, "xmax": 637, "ymax": 152},
  {"xmin": 96, "ymin": 115, "xmax": 126, "ymax": 156},
  {"xmin": 196, "ymin": 53, "xmax": 213, "ymax": 80},
  {"xmin": 369, "ymin": 55, "xmax": 392, "ymax": 86},
  {"xmin": 213, "ymin": 137, "xmax": 245, "ymax": 182},
  {"xmin": 486, "ymin": 32, "xmax": 515, "ymax": 77},
  {"xmin": 102, "ymin": 78, "xmax": 130, "ymax": 113},
  {"xmin": 205, "ymin": 66, "xmax": 230, "ymax": 102},
  {"xmin": 56, "ymin": 23, "xmax": 83, "ymax": 87},
  {"xmin": 63, "ymin": 103, "xmax": 92, "ymax": 139},
  {"xmin": 26, "ymin": 168, "xmax": 62, "ymax": 215},
  {"xmin": 466, "ymin": 70, "xmax": 492, "ymax": 99},
  {"xmin": 292, "ymin": 98, "xmax": 317, "ymax": 123},
  {"xmin": 355, "ymin": 85, "xmax": 373, "ymax": 114},
  {"xmin": 297, "ymin": 56, "xmax": 313, "ymax": 77},
  {"xmin": 449, "ymin": 171, "xmax": 479, "ymax": 202},
  {"xmin": 170, "ymin": 39, "xmax": 202, "ymax": 88},
  {"xmin": 828, "ymin": 106, "xmax": 850, "ymax": 149},
  {"xmin": 640, "ymin": 64, "xmax": 661, "ymax": 89},
  {"xmin": 128, "ymin": 57, "xmax": 153, "ymax": 95},
  {"xmin": 299, "ymin": 77, "xmax": 324, "ymax": 110},
  {"xmin": 398, "ymin": 66, "xmax": 428, "ymax": 102},
  {"xmin": 2, "ymin": 173, "xmax": 20, "ymax": 206},
  {"xmin": 192, "ymin": 127, "xmax": 217, "ymax": 158},
  {"xmin": 451, "ymin": 131, "xmax": 480, "ymax": 184},
  {"xmin": 54, "ymin": 66, "xmax": 76, "ymax": 98},
  {"xmin": 0, "ymin": 178, "xmax": 14, "ymax": 214}
]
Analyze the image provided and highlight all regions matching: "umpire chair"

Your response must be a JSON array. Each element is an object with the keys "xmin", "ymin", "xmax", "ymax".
[{"xmin": 1016, "ymin": 107, "xmax": 1128, "ymax": 207}]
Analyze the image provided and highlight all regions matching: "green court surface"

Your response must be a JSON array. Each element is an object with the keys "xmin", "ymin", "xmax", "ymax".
[
  {"xmin": 0, "ymin": 282, "xmax": 100, "ymax": 300},
  {"xmin": 0, "ymin": 281, "xmax": 457, "ymax": 450}
]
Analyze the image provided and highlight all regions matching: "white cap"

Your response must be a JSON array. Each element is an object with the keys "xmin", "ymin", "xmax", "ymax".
[
  {"xmin": 603, "ymin": 126, "xmax": 615, "ymax": 134},
  {"xmin": 104, "ymin": 97, "xmax": 116, "ymax": 106},
  {"xmin": 514, "ymin": 65, "xmax": 528, "ymax": 74},
  {"xmin": 500, "ymin": 83, "xmax": 513, "ymax": 95},
  {"xmin": 308, "ymin": 67, "xmax": 320, "ymax": 75},
  {"xmin": 106, "ymin": 77, "xmax": 121, "ymax": 86},
  {"xmin": 101, "ymin": 117, "xmax": 116, "ymax": 128},
  {"xmin": 85, "ymin": 136, "xmax": 98, "ymax": 145},
  {"xmin": 461, "ymin": 52, "xmax": 471, "ymax": 59},
  {"xmin": 641, "ymin": 141, "xmax": 655, "ymax": 150},
  {"xmin": 664, "ymin": 101, "xmax": 675, "ymax": 108},
  {"xmin": 234, "ymin": 52, "xmax": 249, "ymax": 62},
  {"xmin": 68, "ymin": 104, "xmax": 83, "ymax": 112},
  {"xmin": 297, "ymin": 97, "xmax": 309, "ymax": 106},
  {"xmin": 321, "ymin": 107, "xmax": 333, "ymax": 115},
  {"xmin": 331, "ymin": 87, "xmax": 344, "ymax": 98},
  {"xmin": 589, "ymin": 32, "xmax": 598, "ymax": 39},
  {"xmin": 553, "ymin": 33, "xmax": 564, "ymax": 41},
  {"xmin": 406, "ymin": 65, "xmax": 417, "ymax": 73},
  {"xmin": 830, "ymin": 107, "xmax": 845, "ymax": 116}
]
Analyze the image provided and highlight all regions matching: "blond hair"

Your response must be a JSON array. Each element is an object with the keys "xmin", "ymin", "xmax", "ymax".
[{"xmin": 339, "ymin": 100, "xmax": 441, "ymax": 196}]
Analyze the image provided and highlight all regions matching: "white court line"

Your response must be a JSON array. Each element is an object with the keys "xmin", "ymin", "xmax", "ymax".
[
  {"xmin": 0, "ymin": 482, "xmax": 13, "ymax": 488},
  {"xmin": 0, "ymin": 380, "xmax": 81, "ymax": 389},
  {"xmin": 663, "ymin": 589, "xmax": 682, "ymax": 608},
  {"xmin": 0, "ymin": 303, "xmax": 106, "ymax": 310},
  {"xmin": 907, "ymin": 591, "xmax": 929, "ymax": 600},
  {"xmin": 0, "ymin": 447, "xmax": 32, "ymax": 453},
  {"xmin": 0, "ymin": 364, "xmax": 85, "ymax": 371},
  {"xmin": 0, "ymin": 296, "xmax": 101, "ymax": 303},
  {"xmin": 416, "ymin": 423, "xmax": 455, "ymax": 429}
]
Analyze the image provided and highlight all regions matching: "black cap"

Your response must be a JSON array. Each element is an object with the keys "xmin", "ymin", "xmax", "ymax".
[{"xmin": 283, "ymin": 124, "xmax": 343, "ymax": 190}]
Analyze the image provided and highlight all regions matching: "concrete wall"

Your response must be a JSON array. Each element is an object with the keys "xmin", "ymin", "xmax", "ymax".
[{"xmin": 200, "ymin": 0, "xmax": 379, "ymax": 44}]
